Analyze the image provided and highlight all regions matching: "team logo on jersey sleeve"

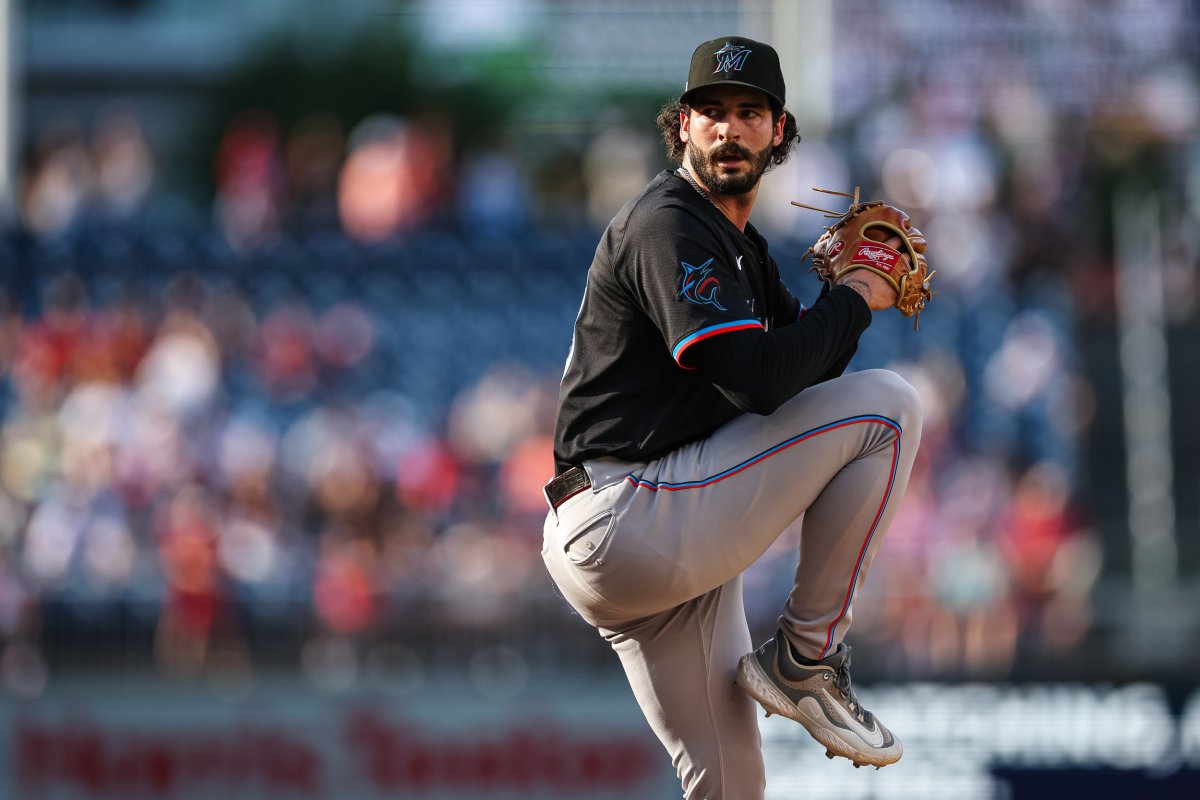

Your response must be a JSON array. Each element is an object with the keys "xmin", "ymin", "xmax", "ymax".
[{"xmin": 679, "ymin": 258, "xmax": 727, "ymax": 311}]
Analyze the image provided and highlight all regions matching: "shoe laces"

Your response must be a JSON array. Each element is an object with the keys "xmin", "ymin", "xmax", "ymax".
[{"xmin": 831, "ymin": 651, "xmax": 866, "ymax": 722}]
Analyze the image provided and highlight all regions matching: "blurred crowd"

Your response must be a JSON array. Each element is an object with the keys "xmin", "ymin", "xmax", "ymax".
[
  {"xmin": 2, "ymin": 0, "xmax": 1199, "ymax": 695},
  {"xmin": 0, "ymin": 255, "xmax": 568, "ymax": 695}
]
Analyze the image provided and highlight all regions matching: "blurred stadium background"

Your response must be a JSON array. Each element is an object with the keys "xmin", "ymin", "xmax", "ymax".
[{"xmin": 0, "ymin": 0, "xmax": 1198, "ymax": 798}]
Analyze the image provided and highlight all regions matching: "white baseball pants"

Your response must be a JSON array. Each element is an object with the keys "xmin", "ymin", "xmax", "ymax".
[{"xmin": 542, "ymin": 369, "xmax": 922, "ymax": 799}]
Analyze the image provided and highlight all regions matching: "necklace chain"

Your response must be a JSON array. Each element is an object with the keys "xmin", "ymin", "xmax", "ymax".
[{"xmin": 676, "ymin": 167, "xmax": 725, "ymax": 216}]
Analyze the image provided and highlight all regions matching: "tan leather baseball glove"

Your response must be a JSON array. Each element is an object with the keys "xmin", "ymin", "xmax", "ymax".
[{"xmin": 795, "ymin": 189, "xmax": 936, "ymax": 329}]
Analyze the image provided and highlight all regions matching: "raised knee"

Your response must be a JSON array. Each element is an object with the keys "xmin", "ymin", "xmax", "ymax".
[{"xmin": 859, "ymin": 369, "xmax": 923, "ymax": 436}]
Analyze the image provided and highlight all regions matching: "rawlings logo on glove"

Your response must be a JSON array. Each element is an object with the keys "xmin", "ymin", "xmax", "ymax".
[
  {"xmin": 793, "ymin": 188, "xmax": 936, "ymax": 330},
  {"xmin": 855, "ymin": 245, "xmax": 902, "ymax": 270}
]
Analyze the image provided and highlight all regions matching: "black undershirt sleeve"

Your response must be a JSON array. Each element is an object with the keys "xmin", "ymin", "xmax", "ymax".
[{"xmin": 685, "ymin": 284, "xmax": 873, "ymax": 415}]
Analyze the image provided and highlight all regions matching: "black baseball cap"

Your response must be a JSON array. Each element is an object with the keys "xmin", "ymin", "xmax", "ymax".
[{"xmin": 680, "ymin": 36, "xmax": 786, "ymax": 111}]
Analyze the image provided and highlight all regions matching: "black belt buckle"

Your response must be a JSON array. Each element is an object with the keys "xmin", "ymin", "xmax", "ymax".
[{"xmin": 545, "ymin": 465, "xmax": 591, "ymax": 509}]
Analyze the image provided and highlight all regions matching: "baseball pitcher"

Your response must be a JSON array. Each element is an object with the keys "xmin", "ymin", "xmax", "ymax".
[{"xmin": 542, "ymin": 35, "xmax": 931, "ymax": 799}]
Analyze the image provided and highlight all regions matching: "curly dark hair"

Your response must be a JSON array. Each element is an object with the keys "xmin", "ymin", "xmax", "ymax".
[{"xmin": 656, "ymin": 100, "xmax": 800, "ymax": 169}]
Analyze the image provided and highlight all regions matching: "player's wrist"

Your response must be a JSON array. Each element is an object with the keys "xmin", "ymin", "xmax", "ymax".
[
  {"xmin": 839, "ymin": 277, "xmax": 878, "ymax": 309},
  {"xmin": 839, "ymin": 270, "xmax": 899, "ymax": 311}
]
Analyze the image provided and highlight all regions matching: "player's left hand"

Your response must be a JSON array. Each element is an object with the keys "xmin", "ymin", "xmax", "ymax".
[{"xmin": 795, "ymin": 191, "xmax": 936, "ymax": 329}]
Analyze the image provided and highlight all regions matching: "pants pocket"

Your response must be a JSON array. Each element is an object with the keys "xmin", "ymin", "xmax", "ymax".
[{"xmin": 563, "ymin": 511, "xmax": 616, "ymax": 567}]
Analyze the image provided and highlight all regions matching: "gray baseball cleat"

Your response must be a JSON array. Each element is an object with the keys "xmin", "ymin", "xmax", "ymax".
[{"xmin": 735, "ymin": 630, "xmax": 902, "ymax": 768}]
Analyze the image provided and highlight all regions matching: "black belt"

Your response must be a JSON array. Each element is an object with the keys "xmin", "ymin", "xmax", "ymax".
[{"xmin": 545, "ymin": 465, "xmax": 591, "ymax": 509}]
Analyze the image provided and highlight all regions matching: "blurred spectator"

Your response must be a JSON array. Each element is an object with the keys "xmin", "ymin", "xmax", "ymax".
[
  {"xmin": 447, "ymin": 364, "xmax": 553, "ymax": 465},
  {"xmin": 305, "ymin": 529, "xmax": 378, "ymax": 691},
  {"xmin": 981, "ymin": 310, "xmax": 1081, "ymax": 475},
  {"xmin": 283, "ymin": 113, "xmax": 346, "ymax": 234},
  {"xmin": 154, "ymin": 484, "xmax": 243, "ymax": 679},
  {"xmin": 254, "ymin": 302, "xmax": 319, "ymax": 403},
  {"xmin": 457, "ymin": 144, "xmax": 531, "ymax": 236},
  {"xmin": 314, "ymin": 302, "xmax": 375, "ymax": 371},
  {"xmin": 91, "ymin": 103, "xmax": 156, "ymax": 222},
  {"xmin": 20, "ymin": 118, "xmax": 94, "ymax": 237},
  {"xmin": 337, "ymin": 114, "xmax": 452, "ymax": 242},
  {"xmin": 10, "ymin": 272, "xmax": 92, "ymax": 410},
  {"xmin": 581, "ymin": 118, "xmax": 656, "ymax": 231},
  {"xmin": 1000, "ymin": 461, "xmax": 1101, "ymax": 652},
  {"xmin": 213, "ymin": 110, "xmax": 285, "ymax": 251},
  {"xmin": 395, "ymin": 437, "xmax": 461, "ymax": 516},
  {"xmin": 498, "ymin": 432, "xmax": 555, "ymax": 519},
  {"xmin": 137, "ymin": 308, "xmax": 222, "ymax": 422}
]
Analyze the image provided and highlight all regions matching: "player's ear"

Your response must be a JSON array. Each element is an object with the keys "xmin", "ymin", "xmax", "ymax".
[
  {"xmin": 772, "ymin": 111, "xmax": 786, "ymax": 147},
  {"xmin": 679, "ymin": 107, "xmax": 691, "ymax": 143}
]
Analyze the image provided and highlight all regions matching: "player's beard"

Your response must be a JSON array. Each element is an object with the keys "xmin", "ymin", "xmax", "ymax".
[{"xmin": 687, "ymin": 139, "xmax": 773, "ymax": 197}]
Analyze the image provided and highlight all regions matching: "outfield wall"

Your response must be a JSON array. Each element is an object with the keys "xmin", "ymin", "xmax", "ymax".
[{"xmin": 3, "ymin": 677, "xmax": 1200, "ymax": 799}]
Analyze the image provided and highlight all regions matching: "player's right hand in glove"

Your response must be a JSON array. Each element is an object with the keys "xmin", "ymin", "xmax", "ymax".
[{"xmin": 796, "ymin": 190, "xmax": 935, "ymax": 328}]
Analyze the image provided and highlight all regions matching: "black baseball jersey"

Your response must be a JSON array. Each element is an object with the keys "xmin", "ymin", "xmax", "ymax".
[{"xmin": 553, "ymin": 170, "xmax": 806, "ymax": 473}]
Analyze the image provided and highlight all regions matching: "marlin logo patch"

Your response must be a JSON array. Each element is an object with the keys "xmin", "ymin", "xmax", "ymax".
[
  {"xmin": 713, "ymin": 42, "xmax": 752, "ymax": 74},
  {"xmin": 679, "ymin": 258, "xmax": 727, "ymax": 311}
]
